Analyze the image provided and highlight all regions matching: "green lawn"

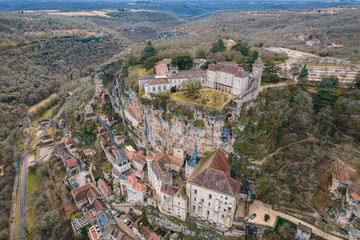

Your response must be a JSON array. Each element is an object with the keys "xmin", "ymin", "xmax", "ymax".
[{"xmin": 170, "ymin": 88, "xmax": 235, "ymax": 109}]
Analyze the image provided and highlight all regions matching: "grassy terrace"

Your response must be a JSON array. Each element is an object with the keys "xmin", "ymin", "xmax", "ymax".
[{"xmin": 170, "ymin": 88, "xmax": 236, "ymax": 109}]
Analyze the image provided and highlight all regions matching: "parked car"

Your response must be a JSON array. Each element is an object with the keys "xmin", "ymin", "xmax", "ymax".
[
  {"xmin": 126, "ymin": 221, "xmax": 132, "ymax": 226},
  {"xmin": 117, "ymin": 212, "xmax": 122, "ymax": 218},
  {"xmin": 111, "ymin": 210, "xmax": 115, "ymax": 215},
  {"xmin": 124, "ymin": 218, "xmax": 130, "ymax": 224},
  {"xmin": 250, "ymin": 213, "xmax": 257, "ymax": 220},
  {"xmin": 129, "ymin": 223, "xmax": 133, "ymax": 228}
]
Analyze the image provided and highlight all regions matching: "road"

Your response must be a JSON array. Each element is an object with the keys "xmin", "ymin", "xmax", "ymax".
[
  {"xmin": 16, "ymin": 105, "xmax": 64, "ymax": 240},
  {"xmin": 113, "ymin": 213, "xmax": 136, "ymax": 240},
  {"xmin": 95, "ymin": 112, "xmax": 121, "ymax": 150},
  {"xmin": 248, "ymin": 200, "xmax": 343, "ymax": 240}
]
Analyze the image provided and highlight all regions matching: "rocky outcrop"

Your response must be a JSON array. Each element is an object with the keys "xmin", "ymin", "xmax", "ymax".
[{"xmin": 142, "ymin": 108, "xmax": 234, "ymax": 156}]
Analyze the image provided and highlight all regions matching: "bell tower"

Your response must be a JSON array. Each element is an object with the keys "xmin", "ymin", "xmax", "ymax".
[{"xmin": 252, "ymin": 56, "xmax": 264, "ymax": 89}]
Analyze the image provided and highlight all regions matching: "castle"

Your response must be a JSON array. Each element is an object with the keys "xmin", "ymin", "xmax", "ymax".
[{"xmin": 138, "ymin": 57, "xmax": 264, "ymax": 102}]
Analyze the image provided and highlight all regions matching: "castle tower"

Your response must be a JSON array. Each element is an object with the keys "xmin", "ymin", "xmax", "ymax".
[{"xmin": 252, "ymin": 56, "xmax": 264, "ymax": 89}]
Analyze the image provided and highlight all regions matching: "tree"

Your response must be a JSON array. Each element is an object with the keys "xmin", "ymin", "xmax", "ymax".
[
  {"xmin": 297, "ymin": 65, "xmax": 309, "ymax": 88},
  {"xmin": 182, "ymin": 79, "xmax": 202, "ymax": 97},
  {"xmin": 317, "ymin": 75, "xmax": 339, "ymax": 89},
  {"xmin": 172, "ymin": 54, "xmax": 193, "ymax": 70},
  {"xmin": 127, "ymin": 52, "xmax": 137, "ymax": 67},
  {"xmin": 290, "ymin": 65, "xmax": 301, "ymax": 80},
  {"xmin": 211, "ymin": 91, "xmax": 222, "ymax": 106},
  {"xmin": 355, "ymin": 71, "xmax": 360, "ymax": 89},
  {"xmin": 245, "ymin": 50, "xmax": 259, "ymax": 71},
  {"xmin": 263, "ymin": 59, "xmax": 281, "ymax": 83},
  {"xmin": 210, "ymin": 39, "xmax": 226, "ymax": 53},
  {"xmin": 313, "ymin": 88, "xmax": 340, "ymax": 112},
  {"xmin": 140, "ymin": 41, "xmax": 157, "ymax": 62},
  {"xmin": 143, "ymin": 56, "xmax": 163, "ymax": 70},
  {"xmin": 265, "ymin": 214, "xmax": 270, "ymax": 222},
  {"xmin": 313, "ymin": 106, "xmax": 334, "ymax": 138},
  {"xmin": 231, "ymin": 40, "xmax": 251, "ymax": 57}
]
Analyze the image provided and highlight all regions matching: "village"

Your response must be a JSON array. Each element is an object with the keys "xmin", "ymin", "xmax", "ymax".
[{"xmin": 23, "ymin": 54, "xmax": 359, "ymax": 240}]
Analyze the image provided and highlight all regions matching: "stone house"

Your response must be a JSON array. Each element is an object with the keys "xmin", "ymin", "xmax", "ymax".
[
  {"xmin": 186, "ymin": 149, "xmax": 240, "ymax": 228},
  {"xmin": 125, "ymin": 175, "xmax": 146, "ymax": 203},
  {"xmin": 124, "ymin": 106, "xmax": 143, "ymax": 126},
  {"xmin": 98, "ymin": 178, "xmax": 113, "ymax": 202},
  {"xmin": 160, "ymin": 184, "xmax": 187, "ymax": 221},
  {"xmin": 104, "ymin": 148, "xmax": 131, "ymax": 174},
  {"xmin": 114, "ymin": 135, "xmax": 126, "ymax": 145},
  {"xmin": 147, "ymin": 154, "xmax": 173, "ymax": 198},
  {"xmin": 72, "ymin": 184, "xmax": 99, "ymax": 209}
]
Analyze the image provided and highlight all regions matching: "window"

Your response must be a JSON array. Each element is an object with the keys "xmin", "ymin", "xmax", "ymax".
[
  {"xmin": 225, "ymin": 202, "xmax": 227, "ymax": 205},
  {"xmin": 224, "ymin": 209, "xmax": 226, "ymax": 212},
  {"xmin": 194, "ymin": 189, "xmax": 197, "ymax": 194},
  {"xmin": 201, "ymin": 199, "xmax": 204, "ymax": 203},
  {"xmin": 194, "ymin": 197, "xmax": 196, "ymax": 201},
  {"xmin": 208, "ymin": 202, "xmax": 211, "ymax": 207},
  {"xmin": 163, "ymin": 86, "xmax": 166, "ymax": 90},
  {"xmin": 228, "ymin": 207, "xmax": 232, "ymax": 212},
  {"xmin": 178, "ymin": 202, "xmax": 180, "ymax": 205},
  {"xmin": 153, "ymin": 87, "xmax": 155, "ymax": 91},
  {"xmin": 221, "ymin": 214, "xmax": 225, "ymax": 218},
  {"xmin": 209, "ymin": 194, "xmax": 212, "ymax": 199},
  {"xmin": 193, "ymin": 206, "xmax": 196, "ymax": 211},
  {"xmin": 225, "ymin": 197, "xmax": 228, "ymax": 200},
  {"xmin": 158, "ymin": 86, "xmax": 161, "ymax": 91},
  {"xmin": 207, "ymin": 210, "xmax": 210, "ymax": 216}
]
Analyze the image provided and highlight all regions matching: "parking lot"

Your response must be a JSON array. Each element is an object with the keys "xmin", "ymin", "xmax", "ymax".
[
  {"xmin": 69, "ymin": 170, "xmax": 91, "ymax": 188},
  {"xmin": 247, "ymin": 200, "xmax": 277, "ymax": 228},
  {"xmin": 37, "ymin": 146, "xmax": 53, "ymax": 162},
  {"xmin": 113, "ymin": 212, "xmax": 137, "ymax": 240}
]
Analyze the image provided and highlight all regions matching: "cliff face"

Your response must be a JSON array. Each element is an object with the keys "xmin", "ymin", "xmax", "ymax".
[{"xmin": 142, "ymin": 108, "xmax": 234, "ymax": 156}]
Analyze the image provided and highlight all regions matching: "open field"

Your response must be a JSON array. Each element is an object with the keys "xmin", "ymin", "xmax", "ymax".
[
  {"xmin": 32, "ymin": 105, "xmax": 58, "ymax": 124},
  {"xmin": 170, "ymin": 88, "xmax": 236, "ymax": 109},
  {"xmin": 27, "ymin": 93, "xmax": 58, "ymax": 113}
]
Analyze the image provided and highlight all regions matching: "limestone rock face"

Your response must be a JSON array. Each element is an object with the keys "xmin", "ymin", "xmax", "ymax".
[{"xmin": 142, "ymin": 108, "xmax": 234, "ymax": 156}]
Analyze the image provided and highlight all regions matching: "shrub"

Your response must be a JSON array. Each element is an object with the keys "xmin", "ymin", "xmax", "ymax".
[{"xmin": 265, "ymin": 214, "xmax": 270, "ymax": 222}]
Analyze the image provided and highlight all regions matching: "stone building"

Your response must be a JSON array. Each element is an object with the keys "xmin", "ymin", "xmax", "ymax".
[
  {"xmin": 124, "ymin": 106, "xmax": 143, "ymax": 126},
  {"xmin": 125, "ymin": 175, "xmax": 146, "ymax": 203},
  {"xmin": 186, "ymin": 149, "xmax": 240, "ymax": 228}
]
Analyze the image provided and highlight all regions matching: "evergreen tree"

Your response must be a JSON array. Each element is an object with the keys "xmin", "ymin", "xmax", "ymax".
[
  {"xmin": 263, "ymin": 59, "xmax": 281, "ymax": 83},
  {"xmin": 355, "ymin": 71, "xmax": 360, "ymax": 89},
  {"xmin": 172, "ymin": 54, "xmax": 193, "ymax": 70},
  {"xmin": 140, "ymin": 41, "xmax": 157, "ymax": 62},
  {"xmin": 210, "ymin": 39, "xmax": 226, "ymax": 53},
  {"xmin": 297, "ymin": 65, "xmax": 309, "ymax": 88},
  {"xmin": 127, "ymin": 52, "xmax": 137, "ymax": 67},
  {"xmin": 317, "ymin": 75, "xmax": 339, "ymax": 89}
]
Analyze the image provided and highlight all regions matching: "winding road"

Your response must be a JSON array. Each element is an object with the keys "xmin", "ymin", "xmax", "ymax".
[{"xmin": 15, "ymin": 105, "xmax": 64, "ymax": 240}]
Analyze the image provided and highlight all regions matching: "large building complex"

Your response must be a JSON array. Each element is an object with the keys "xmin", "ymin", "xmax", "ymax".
[{"xmin": 138, "ymin": 57, "xmax": 264, "ymax": 98}]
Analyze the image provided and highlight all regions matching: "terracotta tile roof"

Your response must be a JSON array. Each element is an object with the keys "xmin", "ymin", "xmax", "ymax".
[
  {"xmin": 208, "ymin": 63, "xmax": 249, "ymax": 78},
  {"xmin": 161, "ymin": 183, "xmax": 178, "ymax": 196},
  {"xmin": 147, "ymin": 78, "xmax": 169, "ymax": 85},
  {"xmin": 125, "ymin": 106, "xmax": 142, "ymax": 121},
  {"xmin": 126, "ymin": 175, "xmax": 136, "ymax": 185},
  {"xmin": 156, "ymin": 63, "xmax": 170, "ymax": 76},
  {"xmin": 86, "ymin": 187, "xmax": 100, "ymax": 203},
  {"xmin": 153, "ymin": 161, "xmax": 165, "ymax": 177},
  {"xmin": 135, "ymin": 169, "xmax": 144, "ymax": 176},
  {"xmin": 72, "ymin": 184, "xmax": 91, "ymax": 202},
  {"xmin": 168, "ymin": 71, "xmax": 206, "ymax": 79},
  {"xmin": 188, "ymin": 149, "xmax": 238, "ymax": 196},
  {"xmin": 133, "ymin": 155, "xmax": 146, "ymax": 165},
  {"xmin": 133, "ymin": 181, "xmax": 145, "ymax": 192},
  {"xmin": 168, "ymin": 155, "xmax": 183, "ymax": 166},
  {"xmin": 191, "ymin": 168, "xmax": 239, "ymax": 196},
  {"xmin": 160, "ymin": 172, "xmax": 172, "ymax": 181},
  {"xmin": 67, "ymin": 157, "xmax": 78, "ymax": 168},
  {"xmin": 126, "ymin": 151, "xmax": 137, "ymax": 161},
  {"xmin": 64, "ymin": 136, "xmax": 74, "ymax": 145},
  {"xmin": 98, "ymin": 178, "xmax": 112, "ymax": 198}
]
